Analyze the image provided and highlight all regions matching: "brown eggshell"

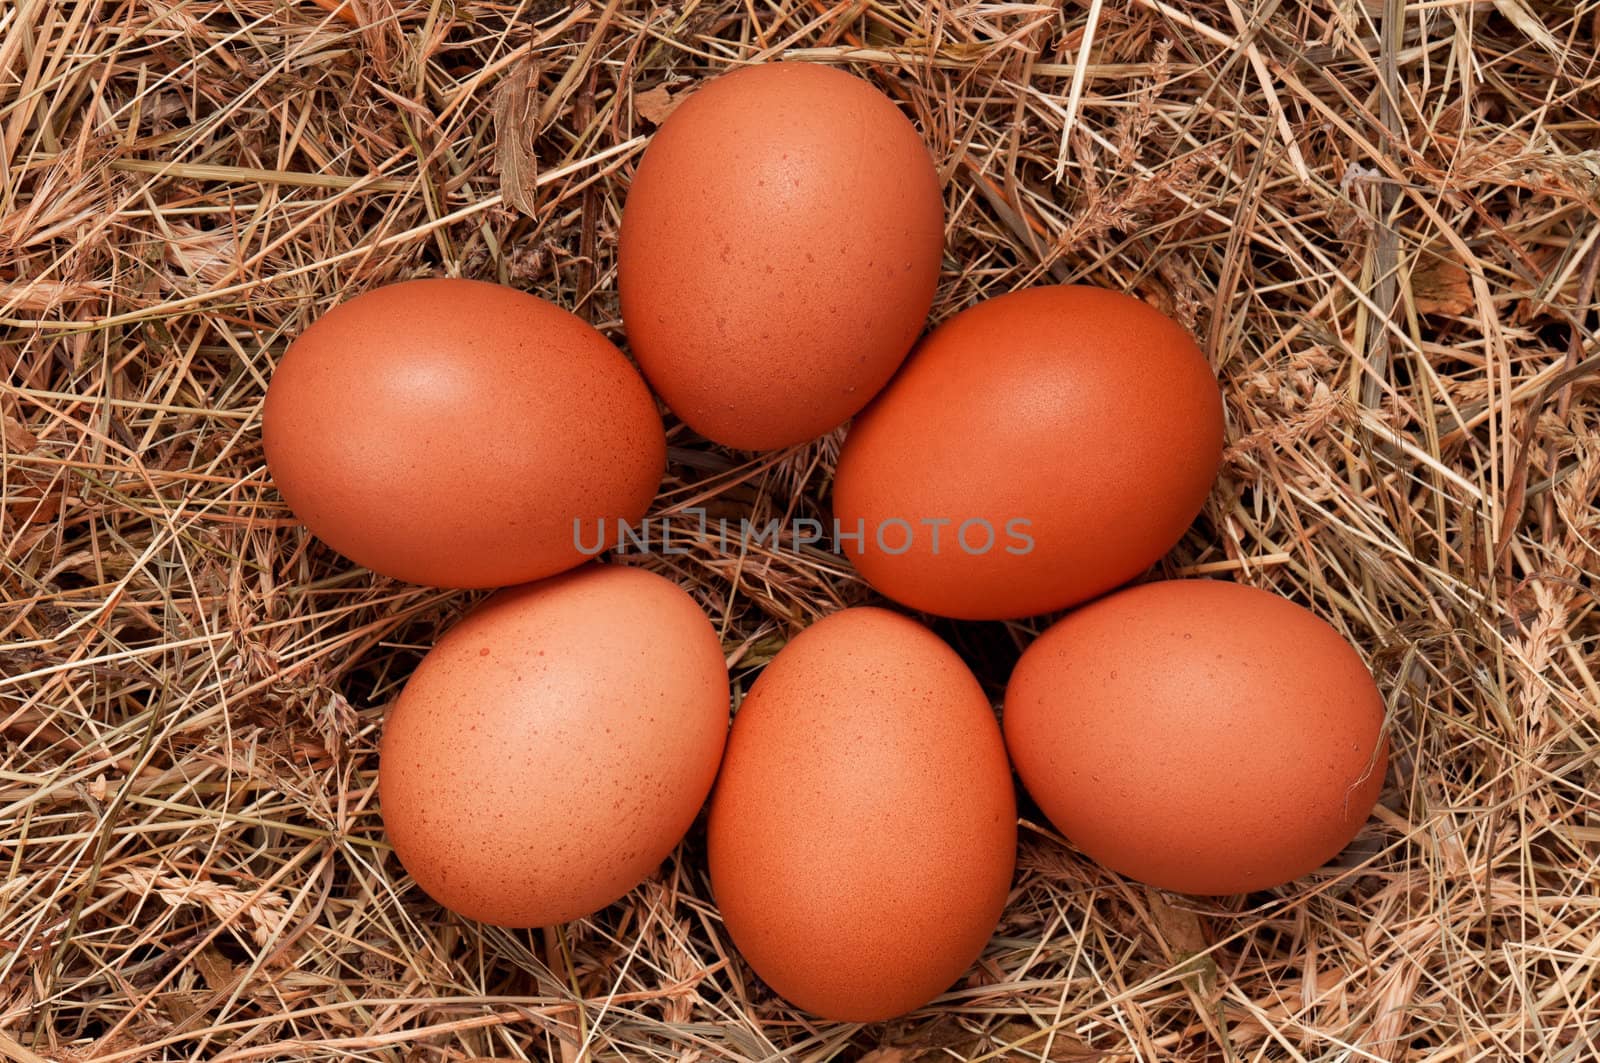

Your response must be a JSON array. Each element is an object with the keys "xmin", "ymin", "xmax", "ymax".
[
  {"xmin": 707, "ymin": 608, "xmax": 1016, "ymax": 1021},
  {"xmin": 378, "ymin": 565, "xmax": 729, "ymax": 927},
  {"xmin": 1004, "ymin": 580, "xmax": 1388, "ymax": 895},
  {"xmin": 833, "ymin": 285, "xmax": 1224, "ymax": 619},
  {"xmin": 619, "ymin": 63, "xmax": 944, "ymax": 450},
  {"xmin": 263, "ymin": 278, "xmax": 665, "ymax": 588}
]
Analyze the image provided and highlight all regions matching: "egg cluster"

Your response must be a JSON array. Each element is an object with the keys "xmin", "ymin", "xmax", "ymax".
[{"xmin": 262, "ymin": 63, "xmax": 1388, "ymax": 1023}]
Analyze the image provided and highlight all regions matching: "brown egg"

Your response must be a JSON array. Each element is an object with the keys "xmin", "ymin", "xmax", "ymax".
[
  {"xmin": 707, "ymin": 608, "xmax": 1016, "ymax": 1021},
  {"xmin": 833, "ymin": 285, "xmax": 1223, "ymax": 619},
  {"xmin": 1004, "ymin": 580, "xmax": 1388, "ymax": 895},
  {"xmin": 378, "ymin": 565, "xmax": 729, "ymax": 927},
  {"xmin": 263, "ymin": 278, "xmax": 664, "ymax": 588},
  {"xmin": 619, "ymin": 63, "xmax": 944, "ymax": 450}
]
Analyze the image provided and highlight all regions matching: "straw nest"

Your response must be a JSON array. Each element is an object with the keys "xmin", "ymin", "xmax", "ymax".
[{"xmin": 3, "ymin": 1, "xmax": 1598, "ymax": 1060}]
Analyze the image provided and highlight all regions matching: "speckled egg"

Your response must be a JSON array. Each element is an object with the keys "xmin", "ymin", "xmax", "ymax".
[
  {"xmin": 378, "ymin": 565, "xmax": 729, "ymax": 927},
  {"xmin": 263, "ymin": 278, "xmax": 664, "ymax": 588},
  {"xmin": 1004, "ymin": 579, "xmax": 1388, "ymax": 895},
  {"xmin": 619, "ymin": 63, "xmax": 945, "ymax": 450},
  {"xmin": 707, "ymin": 608, "xmax": 1016, "ymax": 1021},
  {"xmin": 833, "ymin": 285, "xmax": 1224, "ymax": 619}
]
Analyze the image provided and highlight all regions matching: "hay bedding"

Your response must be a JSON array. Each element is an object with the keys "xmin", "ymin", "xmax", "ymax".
[{"xmin": 1, "ymin": 0, "xmax": 1598, "ymax": 1059}]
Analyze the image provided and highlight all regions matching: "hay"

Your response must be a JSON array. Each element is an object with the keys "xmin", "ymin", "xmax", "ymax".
[{"xmin": 3, "ymin": 0, "xmax": 1598, "ymax": 1059}]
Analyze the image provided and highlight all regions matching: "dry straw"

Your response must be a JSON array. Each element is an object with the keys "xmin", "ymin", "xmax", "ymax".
[{"xmin": 3, "ymin": 0, "xmax": 1599, "ymax": 1060}]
